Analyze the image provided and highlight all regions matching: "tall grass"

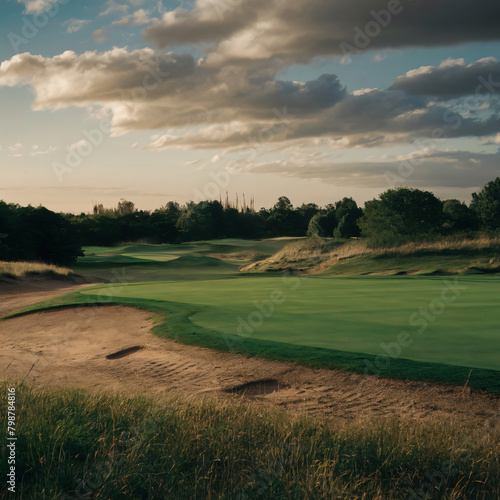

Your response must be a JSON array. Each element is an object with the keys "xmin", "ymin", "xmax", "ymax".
[
  {"xmin": 1, "ymin": 382, "xmax": 498, "ymax": 499},
  {"xmin": 242, "ymin": 236, "xmax": 500, "ymax": 275},
  {"xmin": 0, "ymin": 261, "xmax": 73, "ymax": 279}
]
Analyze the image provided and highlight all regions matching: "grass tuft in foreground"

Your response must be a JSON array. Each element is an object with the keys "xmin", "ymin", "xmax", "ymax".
[{"xmin": 0, "ymin": 382, "xmax": 498, "ymax": 499}]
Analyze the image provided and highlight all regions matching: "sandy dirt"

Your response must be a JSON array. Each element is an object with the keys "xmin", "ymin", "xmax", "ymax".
[
  {"xmin": 1, "ymin": 281, "xmax": 498, "ymax": 422},
  {"xmin": 0, "ymin": 277, "xmax": 95, "ymax": 317}
]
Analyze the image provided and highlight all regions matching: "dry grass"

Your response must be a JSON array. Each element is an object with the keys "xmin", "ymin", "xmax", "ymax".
[
  {"xmin": 241, "ymin": 238, "xmax": 369, "ymax": 274},
  {"xmin": 376, "ymin": 235, "xmax": 500, "ymax": 255},
  {"xmin": 2, "ymin": 382, "xmax": 498, "ymax": 499},
  {"xmin": 241, "ymin": 236, "xmax": 500, "ymax": 275},
  {"xmin": 208, "ymin": 250, "xmax": 270, "ymax": 262},
  {"xmin": 0, "ymin": 261, "xmax": 73, "ymax": 279}
]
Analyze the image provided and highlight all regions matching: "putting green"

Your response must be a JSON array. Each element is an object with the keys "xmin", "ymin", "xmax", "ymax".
[{"xmin": 82, "ymin": 275, "xmax": 500, "ymax": 372}]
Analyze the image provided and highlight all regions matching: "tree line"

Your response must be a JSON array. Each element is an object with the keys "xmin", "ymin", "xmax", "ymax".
[{"xmin": 1, "ymin": 177, "xmax": 499, "ymax": 266}]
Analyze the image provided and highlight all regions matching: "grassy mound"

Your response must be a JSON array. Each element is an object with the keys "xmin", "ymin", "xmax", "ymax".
[
  {"xmin": 1, "ymin": 382, "xmax": 498, "ymax": 499},
  {"xmin": 242, "ymin": 237, "xmax": 500, "ymax": 276},
  {"xmin": 75, "ymin": 239, "xmax": 298, "ymax": 283}
]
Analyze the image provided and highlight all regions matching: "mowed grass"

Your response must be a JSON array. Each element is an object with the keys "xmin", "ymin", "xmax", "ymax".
[
  {"xmin": 78, "ymin": 275, "xmax": 500, "ymax": 372},
  {"xmin": 76, "ymin": 239, "xmax": 298, "ymax": 282},
  {"xmin": 1, "ymin": 382, "xmax": 499, "ymax": 499}
]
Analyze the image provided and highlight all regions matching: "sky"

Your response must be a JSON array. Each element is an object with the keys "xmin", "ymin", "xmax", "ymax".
[{"xmin": 0, "ymin": 0, "xmax": 499, "ymax": 213}]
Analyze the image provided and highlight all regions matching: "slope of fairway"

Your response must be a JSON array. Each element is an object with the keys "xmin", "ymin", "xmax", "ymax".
[
  {"xmin": 80, "ymin": 275, "xmax": 500, "ymax": 372},
  {"xmin": 76, "ymin": 240, "xmax": 299, "ymax": 282},
  {"xmin": 326, "ymin": 252, "xmax": 500, "ymax": 276}
]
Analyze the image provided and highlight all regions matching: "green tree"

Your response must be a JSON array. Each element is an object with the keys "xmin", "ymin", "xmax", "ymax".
[
  {"xmin": 266, "ymin": 196, "xmax": 302, "ymax": 236},
  {"xmin": 361, "ymin": 187, "xmax": 443, "ymax": 246},
  {"xmin": 333, "ymin": 198, "xmax": 362, "ymax": 238},
  {"xmin": 442, "ymin": 199, "xmax": 479, "ymax": 233},
  {"xmin": 307, "ymin": 213, "xmax": 330, "ymax": 238},
  {"xmin": 470, "ymin": 177, "xmax": 500, "ymax": 231}
]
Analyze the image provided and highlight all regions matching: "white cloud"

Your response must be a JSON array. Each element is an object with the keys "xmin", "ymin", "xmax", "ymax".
[
  {"xmin": 8, "ymin": 143, "xmax": 23, "ymax": 157},
  {"xmin": 481, "ymin": 133, "xmax": 500, "ymax": 145},
  {"xmin": 18, "ymin": 0, "xmax": 58, "ymax": 14},
  {"xmin": 113, "ymin": 9, "xmax": 154, "ymax": 27},
  {"xmin": 99, "ymin": 0, "xmax": 129, "ymax": 17},
  {"xmin": 70, "ymin": 139, "xmax": 88, "ymax": 150},
  {"xmin": 62, "ymin": 18, "xmax": 90, "ymax": 34},
  {"xmin": 30, "ymin": 145, "xmax": 57, "ymax": 156},
  {"xmin": 5, "ymin": 143, "xmax": 56, "ymax": 157},
  {"xmin": 373, "ymin": 53, "xmax": 387, "ymax": 63}
]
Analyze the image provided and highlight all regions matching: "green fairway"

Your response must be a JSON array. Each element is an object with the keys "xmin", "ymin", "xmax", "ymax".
[
  {"xmin": 80, "ymin": 275, "xmax": 500, "ymax": 372},
  {"xmin": 76, "ymin": 239, "xmax": 298, "ymax": 282},
  {"xmin": 14, "ymin": 241, "xmax": 500, "ymax": 391}
]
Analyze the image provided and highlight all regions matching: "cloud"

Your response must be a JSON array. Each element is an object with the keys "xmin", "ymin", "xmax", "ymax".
[
  {"xmin": 30, "ymin": 145, "xmax": 57, "ymax": 156},
  {"xmin": 0, "ymin": 49, "xmax": 344, "ymax": 133},
  {"xmin": 5, "ymin": 143, "xmax": 56, "ymax": 157},
  {"xmin": 92, "ymin": 28, "xmax": 108, "ymax": 44},
  {"xmin": 246, "ymin": 150, "xmax": 500, "ymax": 189},
  {"xmin": 373, "ymin": 53, "xmax": 387, "ymax": 63},
  {"xmin": 18, "ymin": 0, "xmax": 58, "ymax": 14},
  {"xmin": 142, "ymin": 0, "xmax": 500, "ymax": 65},
  {"xmin": 113, "ymin": 9, "xmax": 154, "ymax": 27},
  {"xmin": 481, "ymin": 133, "xmax": 500, "ymax": 145},
  {"xmin": 62, "ymin": 18, "xmax": 90, "ymax": 34},
  {"xmin": 391, "ymin": 57, "xmax": 500, "ymax": 98},
  {"xmin": 0, "ymin": 50, "xmax": 498, "ymax": 149},
  {"xmin": 38, "ymin": 186, "xmax": 174, "ymax": 198},
  {"xmin": 70, "ymin": 139, "xmax": 88, "ymax": 150},
  {"xmin": 7, "ymin": 143, "xmax": 23, "ymax": 157},
  {"xmin": 99, "ymin": 0, "xmax": 129, "ymax": 17}
]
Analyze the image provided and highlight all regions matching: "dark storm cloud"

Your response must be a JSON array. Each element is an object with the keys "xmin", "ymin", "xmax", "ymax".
[
  {"xmin": 391, "ymin": 58, "xmax": 500, "ymax": 98},
  {"xmin": 143, "ymin": 0, "xmax": 500, "ymax": 63}
]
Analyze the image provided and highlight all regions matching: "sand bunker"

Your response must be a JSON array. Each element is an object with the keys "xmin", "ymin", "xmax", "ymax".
[{"xmin": 0, "ymin": 281, "xmax": 498, "ymax": 422}]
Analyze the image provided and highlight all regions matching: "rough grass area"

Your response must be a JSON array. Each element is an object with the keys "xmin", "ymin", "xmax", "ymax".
[
  {"xmin": 0, "ymin": 261, "xmax": 73, "ymax": 279},
  {"xmin": 242, "ymin": 236, "xmax": 500, "ymax": 276},
  {"xmin": 1, "ymin": 382, "xmax": 498, "ymax": 499}
]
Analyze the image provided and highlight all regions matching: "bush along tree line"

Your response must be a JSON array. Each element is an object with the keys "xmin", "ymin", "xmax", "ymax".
[{"xmin": 1, "ymin": 177, "xmax": 499, "ymax": 266}]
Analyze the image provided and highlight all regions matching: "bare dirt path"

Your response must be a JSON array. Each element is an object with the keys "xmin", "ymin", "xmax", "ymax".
[
  {"xmin": 1, "ymin": 297, "xmax": 498, "ymax": 422},
  {"xmin": 0, "ymin": 277, "xmax": 96, "ymax": 317}
]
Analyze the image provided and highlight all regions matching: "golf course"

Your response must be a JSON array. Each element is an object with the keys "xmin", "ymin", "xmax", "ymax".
[
  {"xmin": 2, "ymin": 237, "xmax": 500, "ymax": 499},
  {"xmin": 11, "ymin": 238, "xmax": 499, "ymax": 391}
]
